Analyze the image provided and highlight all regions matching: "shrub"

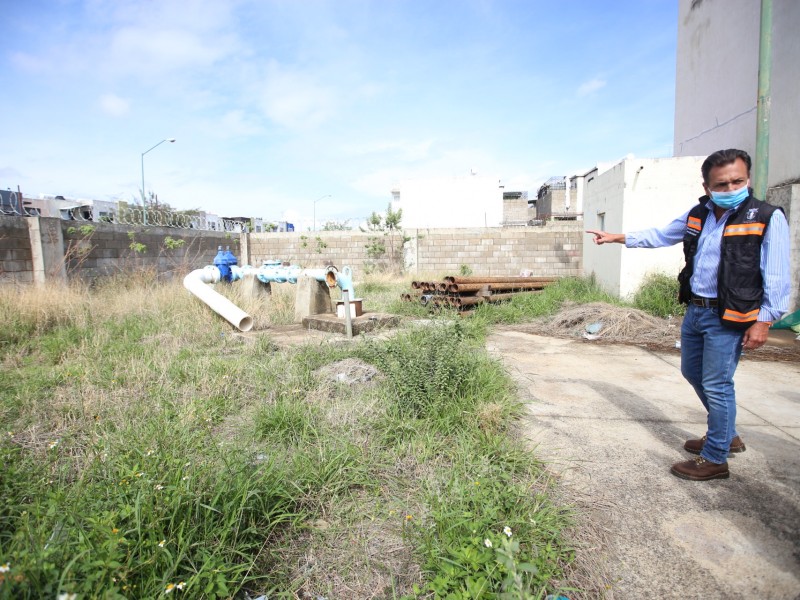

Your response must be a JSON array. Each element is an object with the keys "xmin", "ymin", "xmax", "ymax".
[{"xmin": 633, "ymin": 273, "xmax": 684, "ymax": 318}]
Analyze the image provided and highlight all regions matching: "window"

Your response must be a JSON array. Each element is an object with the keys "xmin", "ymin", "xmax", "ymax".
[{"xmin": 597, "ymin": 212, "xmax": 605, "ymax": 231}]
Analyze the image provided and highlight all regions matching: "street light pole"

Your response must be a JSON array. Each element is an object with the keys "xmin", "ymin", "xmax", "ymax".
[
  {"xmin": 313, "ymin": 194, "xmax": 331, "ymax": 232},
  {"xmin": 141, "ymin": 138, "xmax": 176, "ymax": 225}
]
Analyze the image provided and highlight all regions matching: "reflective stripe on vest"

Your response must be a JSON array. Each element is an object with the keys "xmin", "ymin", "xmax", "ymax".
[
  {"xmin": 687, "ymin": 216, "xmax": 702, "ymax": 232},
  {"xmin": 724, "ymin": 222, "xmax": 766, "ymax": 237},
  {"xmin": 722, "ymin": 308, "xmax": 759, "ymax": 323}
]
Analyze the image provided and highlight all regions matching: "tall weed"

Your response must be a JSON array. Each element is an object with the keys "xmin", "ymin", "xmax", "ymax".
[
  {"xmin": 356, "ymin": 321, "xmax": 502, "ymax": 422},
  {"xmin": 0, "ymin": 279, "xmax": 576, "ymax": 598},
  {"xmin": 633, "ymin": 273, "xmax": 684, "ymax": 318}
]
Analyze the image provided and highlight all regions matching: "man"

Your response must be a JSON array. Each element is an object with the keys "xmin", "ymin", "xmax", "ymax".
[{"xmin": 587, "ymin": 148, "xmax": 790, "ymax": 481}]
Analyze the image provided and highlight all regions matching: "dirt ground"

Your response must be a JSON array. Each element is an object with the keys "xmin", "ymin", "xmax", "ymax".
[
  {"xmin": 488, "ymin": 308, "xmax": 800, "ymax": 600},
  {"xmin": 521, "ymin": 301, "xmax": 800, "ymax": 363},
  {"xmin": 262, "ymin": 304, "xmax": 800, "ymax": 598}
]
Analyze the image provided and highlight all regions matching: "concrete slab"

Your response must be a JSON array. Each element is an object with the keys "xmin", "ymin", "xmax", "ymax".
[
  {"xmin": 487, "ymin": 331, "xmax": 800, "ymax": 600},
  {"xmin": 301, "ymin": 312, "xmax": 401, "ymax": 336},
  {"xmin": 735, "ymin": 361, "xmax": 800, "ymax": 428}
]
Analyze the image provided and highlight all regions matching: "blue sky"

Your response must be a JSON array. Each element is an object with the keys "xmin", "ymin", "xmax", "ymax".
[{"xmin": 1, "ymin": 0, "xmax": 677, "ymax": 227}]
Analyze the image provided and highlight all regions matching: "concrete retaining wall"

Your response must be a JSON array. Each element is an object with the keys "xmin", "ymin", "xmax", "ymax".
[
  {"xmin": 0, "ymin": 216, "xmax": 234, "ymax": 285},
  {"xmin": 407, "ymin": 224, "xmax": 583, "ymax": 277},
  {"xmin": 243, "ymin": 230, "xmax": 406, "ymax": 273},
  {"xmin": 0, "ymin": 216, "xmax": 34, "ymax": 284},
  {"xmin": 2, "ymin": 217, "xmax": 584, "ymax": 285},
  {"xmin": 245, "ymin": 222, "xmax": 583, "ymax": 278},
  {"xmin": 60, "ymin": 221, "xmax": 234, "ymax": 282}
]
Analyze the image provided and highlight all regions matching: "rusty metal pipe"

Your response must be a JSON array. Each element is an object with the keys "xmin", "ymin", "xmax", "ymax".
[
  {"xmin": 445, "ymin": 281, "xmax": 551, "ymax": 293},
  {"xmin": 444, "ymin": 276, "xmax": 557, "ymax": 284},
  {"xmin": 454, "ymin": 291, "xmax": 538, "ymax": 310},
  {"xmin": 482, "ymin": 281, "xmax": 551, "ymax": 292},
  {"xmin": 447, "ymin": 283, "xmax": 492, "ymax": 293},
  {"xmin": 454, "ymin": 295, "xmax": 485, "ymax": 307}
]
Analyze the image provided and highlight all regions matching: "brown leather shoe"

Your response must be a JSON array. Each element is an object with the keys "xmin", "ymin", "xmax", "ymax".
[
  {"xmin": 684, "ymin": 435, "xmax": 746, "ymax": 455},
  {"xmin": 671, "ymin": 456, "xmax": 729, "ymax": 480}
]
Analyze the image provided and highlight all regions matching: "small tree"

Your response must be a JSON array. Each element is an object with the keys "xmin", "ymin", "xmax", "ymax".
[{"xmin": 360, "ymin": 203, "xmax": 408, "ymax": 273}]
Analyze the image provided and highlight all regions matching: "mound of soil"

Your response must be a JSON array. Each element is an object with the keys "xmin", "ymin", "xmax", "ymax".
[{"xmin": 503, "ymin": 302, "xmax": 800, "ymax": 363}]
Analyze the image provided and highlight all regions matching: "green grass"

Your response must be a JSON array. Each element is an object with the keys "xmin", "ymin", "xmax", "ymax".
[
  {"xmin": 474, "ymin": 276, "xmax": 621, "ymax": 323},
  {"xmin": 2, "ymin": 272, "xmax": 679, "ymax": 598},
  {"xmin": 632, "ymin": 273, "xmax": 685, "ymax": 318},
  {"xmin": 375, "ymin": 273, "xmax": 682, "ymax": 327}
]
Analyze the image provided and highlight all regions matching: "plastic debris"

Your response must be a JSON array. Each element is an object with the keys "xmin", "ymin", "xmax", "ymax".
[
  {"xmin": 771, "ymin": 309, "xmax": 800, "ymax": 330},
  {"xmin": 585, "ymin": 322, "xmax": 603, "ymax": 335}
]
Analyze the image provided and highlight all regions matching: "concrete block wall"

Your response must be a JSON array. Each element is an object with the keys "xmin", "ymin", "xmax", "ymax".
[
  {"xmin": 767, "ymin": 183, "xmax": 800, "ymax": 310},
  {"xmin": 537, "ymin": 187, "xmax": 578, "ymax": 219},
  {"xmin": 245, "ymin": 224, "xmax": 583, "ymax": 278},
  {"xmin": 502, "ymin": 197, "xmax": 534, "ymax": 224},
  {"xmin": 0, "ymin": 216, "xmax": 34, "ymax": 284},
  {"xmin": 0, "ymin": 216, "xmax": 234, "ymax": 286},
  {"xmin": 3, "ymin": 217, "xmax": 584, "ymax": 285},
  {"xmin": 407, "ymin": 224, "xmax": 583, "ymax": 277},
  {"xmin": 61, "ymin": 221, "xmax": 234, "ymax": 281},
  {"xmin": 244, "ymin": 231, "xmax": 405, "ymax": 272}
]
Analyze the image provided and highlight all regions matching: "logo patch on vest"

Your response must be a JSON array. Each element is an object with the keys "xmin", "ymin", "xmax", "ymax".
[{"xmin": 745, "ymin": 207, "xmax": 758, "ymax": 221}]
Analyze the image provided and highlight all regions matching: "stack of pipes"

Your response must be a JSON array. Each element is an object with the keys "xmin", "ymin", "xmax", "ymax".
[{"xmin": 402, "ymin": 275, "xmax": 557, "ymax": 311}]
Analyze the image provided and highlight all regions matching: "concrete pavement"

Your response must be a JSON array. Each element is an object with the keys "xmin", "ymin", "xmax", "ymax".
[{"xmin": 487, "ymin": 331, "xmax": 800, "ymax": 600}]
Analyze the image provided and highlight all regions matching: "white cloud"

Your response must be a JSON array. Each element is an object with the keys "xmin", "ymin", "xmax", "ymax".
[
  {"xmin": 99, "ymin": 93, "xmax": 130, "ymax": 117},
  {"xmin": 219, "ymin": 110, "xmax": 264, "ymax": 137},
  {"xmin": 259, "ymin": 61, "xmax": 338, "ymax": 130},
  {"xmin": 0, "ymin": 167, "xmax": 26, "ymax": 182},
  {"xmin": 109, "ymin": 27, "xmax": 233, "ymax": 76},
  {"xmin": 9, "ymin": 52, "xmax": 50, "ymax": 73},
  {"xmin": 340, "ymin": 139, "xmax": 435, "ymax": 162},
  {"xmin": 350, "ymin": 168, "xmax": 405, "ymax": 198},
  {"xmin": 577, "ymin": 78, "xmax": 607, "ymax": 96}
]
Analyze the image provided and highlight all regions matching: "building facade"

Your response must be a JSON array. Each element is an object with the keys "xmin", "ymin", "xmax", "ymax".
[
  {"xmin": 390, "ymin": 173, "xmax": 505, "ymax": 229},
  {"xmin": 674, "ymin": 0, "xmax": 799, "ymax": 188},
  {"xmin": 582, "ymin": 156, "xmax": 705, "ymax": 299},
  {"xmin": 674, "ymin": 0, "xmax": 799, "ymax": 309}
]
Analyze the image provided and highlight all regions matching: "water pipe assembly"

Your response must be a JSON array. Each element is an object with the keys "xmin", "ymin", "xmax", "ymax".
[{"xmin": 183, "ymin": 247, "xmax": 356, "ymax": 332}]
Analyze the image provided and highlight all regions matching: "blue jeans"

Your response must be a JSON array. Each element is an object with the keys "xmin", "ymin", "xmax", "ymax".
[{"xmin": 680, "ymin": 303, "xmax": 745, "ymax": 464}]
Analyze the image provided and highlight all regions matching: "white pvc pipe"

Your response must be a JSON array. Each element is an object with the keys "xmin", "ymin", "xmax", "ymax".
[{"xmin": 183, "ymin": 267, "xmax": 254, "ymax": 332}]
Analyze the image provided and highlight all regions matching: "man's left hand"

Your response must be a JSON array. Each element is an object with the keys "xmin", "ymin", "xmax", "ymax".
[{"xmin": 742, "ymin": 321, "xmax": 771, "ymax": 350}]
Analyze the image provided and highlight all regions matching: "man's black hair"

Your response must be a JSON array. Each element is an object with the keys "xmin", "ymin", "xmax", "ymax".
[{"xmin": 701, "ymin": 149, "xmax": 752, "ymax": 183}]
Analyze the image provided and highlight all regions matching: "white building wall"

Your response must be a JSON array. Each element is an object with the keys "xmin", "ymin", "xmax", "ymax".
[
  {"xmin": 582, "ymin": 164, "xmax": 625, "ymax": 296},
  {"xmin": 392, "ymin": 174, "xmax": 504, "ymax": 229},
  {"xmin": 674, "ymin": 0, "xmax": 800, "ymax": 187},
  {"xmin": 583, "ymin": 156, "xmax": 706, "ymax": 299}
]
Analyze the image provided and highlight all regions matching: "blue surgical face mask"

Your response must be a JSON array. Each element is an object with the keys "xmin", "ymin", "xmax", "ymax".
[{"xmin": 710, "ymin": 184, "xmax": 749, "ymax": 209}]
